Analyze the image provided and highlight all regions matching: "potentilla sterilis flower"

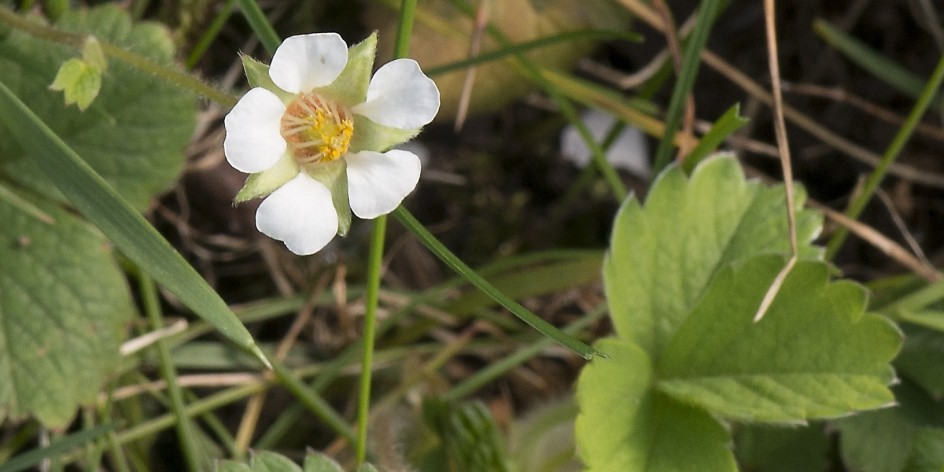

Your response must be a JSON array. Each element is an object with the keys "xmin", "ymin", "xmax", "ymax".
[{"xmin": 224, "ymin": 33, "xmax": 440, "ymax": 255}]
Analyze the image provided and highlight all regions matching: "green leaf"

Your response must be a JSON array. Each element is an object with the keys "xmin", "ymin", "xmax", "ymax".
[
  {"xmin": 0, "ymin": 76, "xmax": 265, "ymax": 368},
  {"xmin": 48, "ymin": 57, "xmax": 101, "ymax": 110},
  {"xmin": 575, "ymin": 338, "xmax": 737, "ymax": 471},
  {"xmin": 302, "ymin": 453, "xmax": 343, "ymax": 472},
  {"xmin": 0, "ymin": 5, "xmax": 195, "ymax": 210},
  {"xmin": 658, "ymin": 256, "xmax": 901, "ymax": 423},
  {"xmin": 605, "ymin": 155, "xmax": 822, "ymax": 356},
  {"xmin": 836, "ymin": 382, "xmax": 944, "ymax": 472},
  {"xmin": 734, "ymin": 423, "xmax": 830, "ymax": 472},
  {"xmin": 904, "ymin": 429, "xmax": 944, "ymax": 472},
  {"xmin": 0, "ymin": 180, "xmax": 55, "ymax": 224},
  {"xmin": 217, "ymin": 462, "xmax": 253, "ymax": 472},
  {"xmin": 250, "ymin": 451, "xmax": 303, "ymax": 472},
  {"xmin": 0, "ymin": 195, "xmax": 132, "ymax": 427},
  {"xmin": 896, "ymin": 325, "xmax": 944, "ymax": 398},
  {"xmin": 221, "ymin": 451, "xmax": 350, "ymax": 472}
]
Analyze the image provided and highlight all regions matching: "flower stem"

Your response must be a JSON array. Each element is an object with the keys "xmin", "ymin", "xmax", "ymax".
[
  {"xmin": 355, "ymin": 215, "xmax": 386, "ymax": 464},
  {"xmin": 235, "ymin": 0, "xmax": 280, "ymax": 54},
  {"xmin": 392, "ymin": 0, "xmax": 418, "ymax": 58},
  {"xmin": 355, "ymin": 0, "xmax": 419, "ymax": 464}
]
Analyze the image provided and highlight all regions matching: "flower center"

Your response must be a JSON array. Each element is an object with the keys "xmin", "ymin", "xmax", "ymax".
[{"xmin": 280, "ymin": 93, "xmax": 353, "ymax": 164}]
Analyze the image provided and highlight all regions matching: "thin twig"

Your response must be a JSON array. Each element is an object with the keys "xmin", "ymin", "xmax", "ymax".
[
  {"xmin": 702, "ymin": 51, "xmax": 944, "ymax": 189},
  {"xmin": 454, "ymin": 0, "xmax": 490, "ymax": 131},
  {"xmin": 652, "ymin": 0, "xmax": 697, "ymax": 160},
  {"xmin": 616, "ymin": 0, "xmax": 944, "ymax": 190},
  {"xmin": 754, "ymin": 0, "xmax": 797, "ymax": 323},
  {"xmin": 781, "ymin": 82, "xmax": 944, "ymax": 142},
  {"xmin": 875, "ymin": 188, "xmax": 932, "ymax": 268},
  {"xmin": 810, "ymin": 200, "xmax": 941, "ymax": 282},
  {"xmin": 743, "ymin": 162, "xmax": 942, "ymax": 282}
]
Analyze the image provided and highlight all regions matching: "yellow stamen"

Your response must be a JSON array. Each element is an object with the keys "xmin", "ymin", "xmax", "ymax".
[{"xmin": 281, "ymin": 93, "xmax": 353, "ymax": 164}]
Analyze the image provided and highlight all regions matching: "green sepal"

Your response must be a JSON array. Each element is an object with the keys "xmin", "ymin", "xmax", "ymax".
[
  {"xmin": 234, "ymin": 153, "xmax": 298, "ymax": 202},
  {"xmin": 49, "ymin": 57, "xmax": 101, "ymax": 111},
  {"xmin": 240, "ymin": 54, "xmax": 294, "ymax": 102},
  {"xmin": 349, "ymin": 114, "xmax": 420, "ymax": 153},
  {"xmin": 303, "ymin": 159, "xmax": 352, "ymax": 236},
  {"xmin": 315, "ymin": 32, "xmax": 376, "ymax": 107}
]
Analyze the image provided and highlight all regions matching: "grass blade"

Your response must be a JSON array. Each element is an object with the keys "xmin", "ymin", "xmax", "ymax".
[
  {"xmin": 681, "ymin": 103, "xmax": 749, "ymax": 174},
  {"xmin": 394, "ymin": 207, "xmax": 601, "ymax": 360},
  {"xmin": 0, "ymin": 424, "xmax": 113, "ymax": 472},
  {"xmin": 826, "ymin": 53, "xmax": 944, "ymax": 258},
  {"xmin": 652, "ymin": 0, "xmax": 722, "ymax": 173},
  {"xmin": 814, "ymin": 18, "xmax": 942, "ymax": 108},
  {"xmin": 0, "ymin": 79, "xmax": 268, "ymax": 366}
]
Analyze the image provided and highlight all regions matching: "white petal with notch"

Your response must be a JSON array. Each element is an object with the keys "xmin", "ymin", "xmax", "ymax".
[
  {"xmin": 352, "ymin": 59, "xmax": 440, "ymax": 129},
  {"xmin": 269, "ymin": 33, "xmax": 349, "ymax": 94},
  {"xmin": 256, "ymin": 174, "xmax": 339, "ymax": 255},
  {"xmin": 346, "ymin": 149, "xmax": 421, "ymax": 219},
  {"xmin": 224, "ymin": 88, "xmax": 287, "ymax": 174}
]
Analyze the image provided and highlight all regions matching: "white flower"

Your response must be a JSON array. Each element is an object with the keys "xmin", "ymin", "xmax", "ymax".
[
  {"xmin": 561, "ymin": 109, "xmax": 650, "ymax": 179},
  {"xmin": 224, "ymin": 33, "xmax": 440, "ymax": 255}
]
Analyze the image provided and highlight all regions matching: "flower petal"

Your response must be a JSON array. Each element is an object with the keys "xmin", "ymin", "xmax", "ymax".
[
  {"xmin": 224, "ymin": 88, "xmax": 287, "ymax": 173},
  {"xmin": 352, "ymin": 59, "xmax": 440, "ymax": 129},
  {"xmin": 269, "ymin": 33, "xmax": 348, "ymax": 94},
  {"xmin": 256, "ymin": 174, "xmax": 339, "ymax": 255},
  {"xmin": 345, "ymin": 149, "xmax": 421, "ymax": 219},
  {"xmin": 561, "ymin": 109, "xmax": 651, "ymax": 178}
]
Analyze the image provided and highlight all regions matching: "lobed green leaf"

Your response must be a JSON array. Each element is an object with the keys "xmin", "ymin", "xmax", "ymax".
[
  {"xmin": 0, "ymin": 195, "xmax": 132, "ymax": 427},
  {"xmin": 835, "ymin": 382, "xmax": 944, "ymax": 472},
  {"xmin": 48, "ymin": 57, "xmax": 101, "ymax": 110},
  {"xmin": 0, "ymin": 5, "xmax": 195, "ymax": 210},
  {"xmin": 575, "ymin": 338, "xmax": 737, "ymax": 471},
  {"xmin": 0, "ymin": 77, "xmax": 264, "ymax": 367},
  {"xmin": 605, "ymin": 155, "xmax": 822, "ymax": 356},
  {"xmin": 657, "ymin": 256, "xmax": 901, "ymax": 423},
  {"xmin": 302, "ymin": 453, "xmax": 344, "ymax": 472}
]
